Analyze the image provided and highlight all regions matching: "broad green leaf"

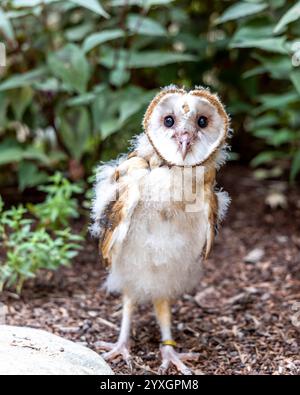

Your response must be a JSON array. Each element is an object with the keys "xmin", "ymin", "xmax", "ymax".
[
  {"xmin": 243, "ymin": 65, "xmax": 266, "ymax": 78},
  {"xmin": 119, "ymin": 99, "xmax": 143, "ymax": 123},
  {"xmin": 0, "ymin": 68, "xmax": 46, "ymax": 91},
  {"xmin": 66, "ymin": 92, "xmax": 96, "ymax": 106},
  {"xmin": 290, "ymin": 150, "xmax": 300, "ymax": 180},
  {"xmin": 230, "ymin": 37, "xmax": 287, "ymax": 54},
  {"xmin": 65, "ymin": 23, "xmax": 94, "ymax": 42},
  {"xmin": 18, "ymin": 162, "xmax": 48, "ymax": 191},
  {"xmin": 252, "ymin": 54, "xmax": 292, "ymax": 79},
  {"xmin": 127, "ymin": 14, "xmax": 167, "ymax": 36},
  {"xmin": 232, "ymin": 23, "xmax": 274, "ymax": 42},
  {"xmin": 56, "ymin": 107, "xmax": 91, "ymax": 160},
  {"xmin": 0, "ymin": 9, "xmax": 14, "ymax": 41},
  {"xmin": 9, "ymin": 86, "xmax": 34, "ymax": 121},
  {"xmin": 216, "ymin": 2, "xmax": 268, "ymax": 24},
  {"xmin": 290, "ymin": 69, "xmax": 300, "ymax": 95},
  {"xmin": 0, "ymin": 147, "xmax": 23, "ymax": 166},
  {"xmin": 69, "ymin": 0, "xmax": 109, "ymax": 18},
  {"xmin": 12, "ymin": 0, "xmax": 59, "ymax": 5},
  {"xmin": 22, "ymin": 146, "xmax": 52, "ymax": 166},
  {"xmin": 274, "ymin": 1, "xmax": 300, "ymax": 34},
  {"xmin": 0, "ymin": 92, "xmax": 9, "ymax": 125},
  {"xmin": 110, "ymin": 0, "xmax": 174, "ymax": 6},
  {"xmin": 33, "ymin": 78, "xmax": 61, "ymax": 92},
  {"xmin": 109, "ymin": 67, "xmax": 130, "ymax": 87},
  {"xmin": 269, "ymin": 0, "xmax": 285, "ymax": 9},
  {"xmin": 254, "ymin": 128, "xmax": 296, "ymax": 146},
  {"xmin": 250, "ymin": 151, "xmax": 284, "ymax": 167},
  {"xmin": 260, "ymin": 92, "xmax": 299, "ymax": 109},
  {"xmin": 100, "ymin": 118, "xmax": 120, "ymax": 139},
  {"xmin": 254, "ymin": 92, "xmax": 299, "ymax": 114},
  {"xmin": 48, "ymin": 44, "xmax": 90, "ymax": 94},
  {"xmin": 247, "ymin": 114, "xmax": 278, "ymax": 130},
  {"xmin": 83, "ymin": 29, "xmax": 124, "ymax": 52},
  {"xmin": 100, "ymin": 49, "xmax": 196, "ymax": 69}
]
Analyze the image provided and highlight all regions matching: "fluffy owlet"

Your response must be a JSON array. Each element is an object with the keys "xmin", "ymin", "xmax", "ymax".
[{"xmin": 91, "ymin": 85, "xmax": 231, "ymax": 374}]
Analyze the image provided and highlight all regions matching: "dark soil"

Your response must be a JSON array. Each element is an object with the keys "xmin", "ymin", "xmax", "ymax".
[{"xmin": 1, "ymin": 165, "xmax": 299, "ymax": 375}]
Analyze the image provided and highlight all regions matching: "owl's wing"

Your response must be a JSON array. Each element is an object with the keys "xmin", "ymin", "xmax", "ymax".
[
  {"xmin": 91, "ymin": 154, "xmax": 149, "ymax": 267},
  {"xmin": 204, "ymin": 170, "xmax": 230, "ymax": 259}
]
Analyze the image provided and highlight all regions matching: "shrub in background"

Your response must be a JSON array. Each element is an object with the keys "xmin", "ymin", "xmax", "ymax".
[
  {"xmin": 0, "ymin": 0, "xmax": 299, "ymax": 187},
  {"xmin": 0, "ymin": 173, "xmax": 83, "ymax": 293},
  {"xmin": 218, "ymin": 0, "xmax": 300, "ymax": 181}
]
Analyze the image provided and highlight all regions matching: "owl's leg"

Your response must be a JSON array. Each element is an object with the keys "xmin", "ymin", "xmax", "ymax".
[
  {"xmin": 97, "ymin": 294, "xmax": 134, "ymax": 369},
  {"xmin": 154, "ymin": 299, "xmax": 199, "ymax": 375}
]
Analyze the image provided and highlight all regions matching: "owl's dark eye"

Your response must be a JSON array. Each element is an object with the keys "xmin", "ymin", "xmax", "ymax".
[
  {"xmin": 164, "ymin": 116, "xmax": 175, "ymax": 128},
  {"xmin": 198, "ymin": 116, "xmax": 208, "ymax": 128}
]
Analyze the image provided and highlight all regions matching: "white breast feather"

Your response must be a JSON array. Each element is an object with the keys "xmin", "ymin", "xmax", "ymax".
[{"xmin": 91, "ymin": 133, "xmax": 230, "ymax": 303}]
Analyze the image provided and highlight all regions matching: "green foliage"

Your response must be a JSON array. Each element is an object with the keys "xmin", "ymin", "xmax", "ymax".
[
  {"xmin": 28, "ymin": 172, "xmax": 83, "ymax": 228},
  {"xmin": 0, "ymin": 0, "xmax": 299, "ymax": 184},
  {"xmin": 0, "ymin": 174, "xmax": 82, "ymax": 293},
  {"xmin": 0, "ymin": 0, "xmax": 194, "ymax": 189},
  {"xmin": 218, "ymin": 0, "xmax": 300, "ymax": 180}
]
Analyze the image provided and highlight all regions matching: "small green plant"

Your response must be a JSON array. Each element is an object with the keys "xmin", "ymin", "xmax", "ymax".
[
  {"xmin": 0, "ymin": 195, "xmax": 82, "ymax": 294},
  {"xmin": 0, "ymin": 171, "xmax": 84, "ymax": 293},
  {"xmin": 28, "ymin": 172, "xmax": 83, "ymax": 229}
]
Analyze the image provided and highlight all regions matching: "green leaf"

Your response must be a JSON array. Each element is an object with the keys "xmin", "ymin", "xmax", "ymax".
[
  {"xmin": 83, "ymin": 29, "xmax": 124, "ymax": 52},
  {"xmin": 100, "ymin": 49, "xmax": 196, "ymax": 69},
  {"xmin": 231, "ymin": 23, "xmax": 274, "ymax": 42},
  {"xmin": 252, "ymin": 54, "xmax": 292, "ymax": 79},
  {"xmin": 0, "ymin": 68, "xmax": 46, "ymax": 91},
  {"xmin": 0, "ymin": 146, "xmax": 23, "ymax": 166},
  {"xmin": 9, "ymin": 86, "xmax": 34, "ymax": 120},
  {"xmin": 22, "ymin": 146, "xmax": 52, "ymax": 166},
  {"xmin": 216, "ymin": 2, "xmax": 268, "ymax": 24},
  {"xmin": 274, "ymin": 1, "xmax": 300, "ymax": 34},
  {"xmin": 65, "ymin": 23, "xmax": 94, "ymax": 42},
  {"xmin": 56, "ymin": 107, "xmax": 91, "ymax": 160},
  {"xmin": 254, "ymin": 128, "xmax": 296, "ymax": 147},
  {"xmin": 0, "ymin": 92, "xmax": 9, "ymax": 125},
  {"xmin": 18, "ymin": 162, "xmax": 48, "ymax": 191},
  {"xmin": 256, "ymin": 92, "xmax": 299, "ymax": 113},
  {"xmin": 230, "ymin": 37, "xmax": 287, "ymax": 54},
  {"xmin": 250, "ymin": 151, "xmax": 284, "ymax": 167},
  {"xmin": 127, "ymin": 14, "xmax": 167, "ymax": 36},
  {"xmin": 110, "ymin": 0, "xmax": 174, "ymax": 6},
  {"xmin": 12, "ymin": 0, "xmax": 59, "ymax": 6},
  {"xmin": 66, "ymin": 92, "xmax": 96, "ymax": 107},
  {"xmin": 69, "ymin": 0, "xmax": 109, "ymax": 18},
  {"xmin": 247, "ymin": 114, "xmax": 278, "ymax": 130},
  {"xmin": 290, "ymin": 69, "xmax": 300, "ymax": 95},
  {"xmin": 33, "ymin": 78, "xmax": 61, "ymax": 92},
  {"xmin": 48, "ymin": 44, "xmax": 90, "ymax": 94},
  {"xmin": 0, "ymin": 9, "xmax": 14, "ymax": 41},
  {"xmin": 290, "ymin": 150, "xmax": 300, "ymax": 180},
  {"xmin": 109, "ymin": 67, "xmax": 130, "ymax": 87}
]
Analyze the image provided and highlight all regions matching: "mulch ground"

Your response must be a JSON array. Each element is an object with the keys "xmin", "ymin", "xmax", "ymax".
[{"xmin": 1, "ymin": 165, "xmax": 299, "ymax": 375}]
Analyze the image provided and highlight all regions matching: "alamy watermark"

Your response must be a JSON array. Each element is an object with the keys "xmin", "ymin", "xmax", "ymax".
[
  {"xmin": 111, "ymin": 166, "xmax": 206, "ymax": 213},
  {"xmin": 291, "ymin": 42, "xmax": 300, "ymax": 67},
  {"xmin": 0, "ymin": 43, "xmax": 6, "ymax": 67},
  {"xmin": 291, "ymin": 302, "xmax": 300, "ymax": 328},
  {"xmin": 0, "ymin": 303, "xmax": 6, "ymax": 325}
]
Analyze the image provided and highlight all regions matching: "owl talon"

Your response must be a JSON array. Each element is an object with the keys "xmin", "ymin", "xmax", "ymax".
[
  {"xmin": 159, "ymin": 345, "xmax": 198, "ymax": 375},
  {"xmin": 96, "ymin": 340, "xmax": 132, "ymax": 368}
]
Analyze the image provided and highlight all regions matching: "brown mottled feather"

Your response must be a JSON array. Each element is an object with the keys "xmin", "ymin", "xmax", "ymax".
[
  {"xmin": 204, "ymin": 167, "xmax": 218, "ymax": 259},
  {"xmin": 99, "ymin": 154, "xmax": 149, "ymax": 268}
]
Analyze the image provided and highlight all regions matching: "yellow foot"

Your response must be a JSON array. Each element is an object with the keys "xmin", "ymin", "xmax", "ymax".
[
  {"xmin": 96, "ymin": 340, "xmax": 132, "ymax": 370},
  {"xmin": 159, "ymin": 345, "xmax": 199, "ymax": 375}
]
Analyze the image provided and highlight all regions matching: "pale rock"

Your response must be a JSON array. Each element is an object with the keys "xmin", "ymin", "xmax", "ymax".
[{"xmin": 0, "ymin": 325, "xmax": 113, "ymax": 375}]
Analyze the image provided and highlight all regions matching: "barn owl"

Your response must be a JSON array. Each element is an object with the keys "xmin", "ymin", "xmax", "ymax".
[{"xmin": 91, "ymin": 85, "xmax": 231, "ymax": 374}]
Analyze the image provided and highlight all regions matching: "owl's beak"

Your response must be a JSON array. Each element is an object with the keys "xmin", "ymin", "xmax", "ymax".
[{"xmin": 177, "ymin": 133, "xmax": 192, "ymax": 160}]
